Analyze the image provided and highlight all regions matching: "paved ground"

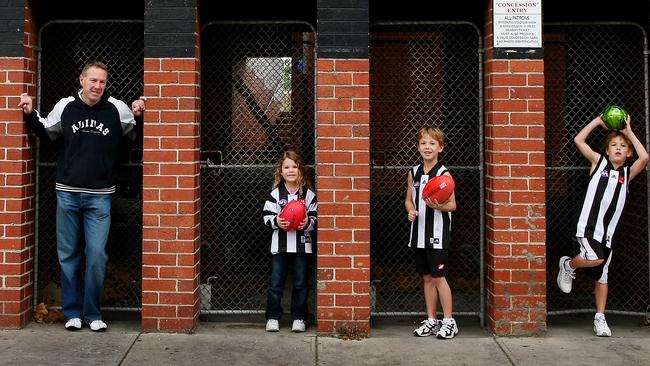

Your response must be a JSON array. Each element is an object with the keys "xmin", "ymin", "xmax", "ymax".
[{"xmin": 2, "ymin": 314, "xmax": 650, "ymax": 365}]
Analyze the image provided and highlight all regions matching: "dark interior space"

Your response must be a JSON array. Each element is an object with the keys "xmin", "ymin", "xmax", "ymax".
[
  {"xmin": 370, "ymin": 1, "xmax": 486, "ymax": 27},
  {"xmin": 200, "ymin": 1, "xmax": 317, "ymax": 30},
  {"xmin": 31, "ymin": 0, "xmax": 144, "ymax": 24},
  {"xmin": 28, "ymin": 1, "xmax": 650, "ymax": 35},
  {"xmin": 544, "ymin": 0, "xmax": 650, "ymax": 29},
  {"xmin": 371, "ymin": 1, "xmax": 650, "ymax": 33}
]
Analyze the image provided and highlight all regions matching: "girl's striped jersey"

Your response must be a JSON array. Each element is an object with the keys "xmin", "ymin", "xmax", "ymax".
[
  {"xmin": 263, "ymin": 184, "xmax": 317, "ymax": 254},
  {"xmin": 574, "ymin": 154, "xmax": 629, "ymax": 248},
  {"xmin": 409, "ymin": 162, "xmax": 452, "ymax": 249}
]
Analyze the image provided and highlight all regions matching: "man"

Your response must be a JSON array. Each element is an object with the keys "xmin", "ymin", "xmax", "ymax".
[{"xmin": 18, "ymin": 61, "xmax": 145, "ymax": 332}]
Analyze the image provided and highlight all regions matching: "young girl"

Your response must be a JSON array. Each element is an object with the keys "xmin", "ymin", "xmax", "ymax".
[
  {"xmin": 557, "ymin": 113, "xmax": 649, "ymax": 337},
  {"xmin": 406, "ymin": 127, "xmax": 458, "ymax": 339},
  {"xmin": 262, "ymin": 150, "xmax": 317, "ymax": 332}
]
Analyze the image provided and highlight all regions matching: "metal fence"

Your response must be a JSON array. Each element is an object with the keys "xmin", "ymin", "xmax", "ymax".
[
  {"xmin": 544, "ymin": 23, "xmax": 649, "ymax": 314},
  {"xmin": 31, "ymin": 19, "xmax": 648, "ymax": 323},
  {"xmin": 36, "ymin": 21, "xmax": 144, "ymax": 309},
  {"xmin": 199, "ymin": 22, "xmax": 316, "ymax": 320},
  {"xmin": 369, "ymin": 22, "xmax": 484, "ymax": 320}
]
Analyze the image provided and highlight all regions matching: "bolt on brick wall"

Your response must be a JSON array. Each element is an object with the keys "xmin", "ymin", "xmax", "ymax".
[
  {"xmin": 316, "ymin": 59, "xmax": 371, "ymax": 335},
  {"xmin": 484, "ymin": 3, "xmax": 547, "ymax": 336},
  {"xmin": 0, "ymin": 3, "xmax": 38, "ymax": 328},
  {"xmin": 141, "ymin": 58, "xmax": 201, "ymax": 332}
]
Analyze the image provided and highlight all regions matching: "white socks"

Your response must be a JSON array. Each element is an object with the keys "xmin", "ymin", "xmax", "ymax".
[{"xmin": 564, "ymin": 259, "xmax": 574, "ymax": 272}]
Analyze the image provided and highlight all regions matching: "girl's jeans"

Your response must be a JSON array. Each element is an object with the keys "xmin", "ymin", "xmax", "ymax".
[{"xmin": 265, "ymin": 253, "xmax": 308, "ymax": 321}]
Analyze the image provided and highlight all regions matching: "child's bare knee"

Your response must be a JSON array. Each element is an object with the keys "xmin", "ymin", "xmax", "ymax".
[{"xmin": 430, "ymin": 276, "xmax": 446, "ymax": 285}]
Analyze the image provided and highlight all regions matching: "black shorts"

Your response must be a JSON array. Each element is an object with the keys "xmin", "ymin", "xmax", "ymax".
[
  {"xmin": 575, "ymin": 237, "xmax": 613, "ymax": 283},
  {"xmin": 412, "ymin": 248, "xmax": 448, "ymax": 277}
]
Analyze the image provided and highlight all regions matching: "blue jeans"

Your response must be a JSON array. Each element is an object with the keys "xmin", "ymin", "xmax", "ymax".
[
  {"xmin": 265, "ymin": 253, "xmax": 308, "ymax": 321},
  {"xmin": 56, "ymin": 191, "xmax": 111, "ymax": 322}
]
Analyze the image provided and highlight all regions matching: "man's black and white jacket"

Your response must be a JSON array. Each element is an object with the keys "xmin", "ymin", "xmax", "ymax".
[{"xmin": 24, "ymin": 90, "xmax": 137, "ymax": 194}]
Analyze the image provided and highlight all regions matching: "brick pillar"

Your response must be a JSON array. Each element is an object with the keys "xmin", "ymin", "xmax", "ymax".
[
  {"xmin": 142, "ymin": 0, "xmax": 200, "ymax": 332},
  {"xmin": 316, "ymin": 59, "xmax": 371, "ymax": 335},
  {"xmin": 0, "ymin": 0, "xmax": 37, "ymax": 329},
  {"xmin": 484, "ymin": 2, "xmax": 547, "ymax": 335},
  {"xmin": 316, "ymin": 0, "xmax": 370, "ymax": 336}
]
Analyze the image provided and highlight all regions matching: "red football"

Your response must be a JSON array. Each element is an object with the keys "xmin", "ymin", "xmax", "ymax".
[
  {"xmin": 422, "ymin": 175, "xmax": 455, "ymax": 203},
  {"xmin": 279, "ymin": 199, "xmax": 307, "ymax": 231}
]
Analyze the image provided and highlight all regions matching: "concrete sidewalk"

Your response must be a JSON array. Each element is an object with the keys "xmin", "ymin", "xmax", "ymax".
[{"xmin": 2, "ymin": 314, "xmax": 649, "ymax": 365}]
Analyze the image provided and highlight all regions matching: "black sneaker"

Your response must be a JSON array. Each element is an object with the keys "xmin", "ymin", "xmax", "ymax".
[
  {"xmin": 413, "ymin": 319, "xmax": 441, "ymax": 337},
  {"xmin": 436, "ymin": 319, "xmax": 459, "ymax": 339}
]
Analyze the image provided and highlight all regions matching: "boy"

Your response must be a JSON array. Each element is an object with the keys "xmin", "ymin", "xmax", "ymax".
[
  {"xmin": 557, "ymin": 113, "xmax": 649, "ymax": 337},
  {"xmin": 406, "ymin": 127, "xmax": 458, "ymax": 339}
]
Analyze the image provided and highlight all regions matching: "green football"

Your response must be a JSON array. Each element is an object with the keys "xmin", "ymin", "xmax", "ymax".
[{"xmin": 602, "ymin": 105, "xmax": 628, "ymax": 130}]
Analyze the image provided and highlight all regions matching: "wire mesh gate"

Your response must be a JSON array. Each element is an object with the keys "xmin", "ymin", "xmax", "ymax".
[
  {"xmin": 369, "ymin": 22, "xmax": 484, "ymax": 320},
  {"xmin": 35, "ymin": 21, "xmax": 144, "ymax": 310},
  {"xmin": 199, "ymin": 22, "xmax": 316, "ymax": 319},
  {"xmin": 545, "ymin": 23, "xmax": 649, "ymax": 315}
]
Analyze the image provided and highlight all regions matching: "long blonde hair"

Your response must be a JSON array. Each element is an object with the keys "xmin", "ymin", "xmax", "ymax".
[{"xmin": 272, "ymin": 150, "xmax": 311, "ymax": 195}]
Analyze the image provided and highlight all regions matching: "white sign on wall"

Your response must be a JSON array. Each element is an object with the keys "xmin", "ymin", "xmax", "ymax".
[{"xmin": 493, "ymin": 0, "xmax": 542, "ymax": 49}]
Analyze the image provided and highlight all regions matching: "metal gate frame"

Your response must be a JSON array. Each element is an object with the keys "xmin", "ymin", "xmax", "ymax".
[
  {"xmin": 198, "ymin": 21, "xmax": 317, "ymax": 318},
  {"xmin": 545, "ymin": 22, "xmax": 650, "ymax": 316},
  {"xmin": 34, "ymin": 20, "xmax": 145, "ymax": 312},
  {"xmin": 368, "ymin": 21, "xmax": 485, "ymax": 324}
]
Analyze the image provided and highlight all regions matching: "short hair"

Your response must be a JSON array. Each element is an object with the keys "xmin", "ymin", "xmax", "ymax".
[
  {"xmin": 416, "ymin": 127, "xmax": 445, "ymax": 146},
  {"xmin": 81, "ymin": 61, "xmax": 109, "ymax": 78},
  {"xmin": 605, "ymin": 131, "xmax": 634, "ymax": 156}
]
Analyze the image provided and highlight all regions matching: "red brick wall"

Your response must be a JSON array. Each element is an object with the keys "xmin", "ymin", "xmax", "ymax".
[
  {"xmin": 316, "ymin": 59, "xmax": 371, "ymax": 335},
  {"xmin": 0, "ymin": 3, "xmax": 37, "ymax": 328},
  {"xmin": 484, "ymin": 2, "xmax": 547, "ymax": 335},
  {"xmin": 141, "ymin": 58, "xmax": 201, "ymax": 332}
]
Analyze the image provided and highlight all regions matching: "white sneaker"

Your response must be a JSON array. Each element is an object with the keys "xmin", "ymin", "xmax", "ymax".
[
  {"xmin": 291, "ymin": 319, "xmax": 306, "ymax": 332},
  {"xmin": 436, "ymin": 319, "xmax": 459, "ymax": 339},
  {"xmin": 89, "ymin": 320, "xmax": 107, "ymax": 332},
  {"xmin": 64, "ymin": 318, "xmax": 82, "ymax": 331},
  {"xmin": 557, "ymin": 256, "xmax": 575, "ymax": 293},
  {"xmin": 413, "ymin": 319, "xmax": 441, "ymax": 337},
  {"xmin": 594, "ymin": 317, "xmax": 611, "ymax": 337},
  {"xmin": 266, "ymin": 319, "xmax": 279, "ymax": 332}
]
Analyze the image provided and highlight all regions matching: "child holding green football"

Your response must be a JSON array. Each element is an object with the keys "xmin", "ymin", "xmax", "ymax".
[{"xmin": 557, "ymin": 112, "xmax": 648, "ymax": 337}]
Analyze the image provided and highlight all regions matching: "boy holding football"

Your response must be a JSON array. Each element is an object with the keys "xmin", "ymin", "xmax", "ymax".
[
  {"xmin": 406, "ymin": 127, "xmax": 458, "ymax": 339},
  {"xmin": 557, "ymin": 113, "xmax": 649, "ymax": 337}
]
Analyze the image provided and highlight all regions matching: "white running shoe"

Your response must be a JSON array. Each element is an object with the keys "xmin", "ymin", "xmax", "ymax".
[
  {"xmin": 436, "ymin": 319, "xmax": 459, "ymax": 339},
  {"xmin": 89, "ymin": 320, "xmax": 107, "ymax": 332},
  {"xmin": 64, "ymin": 318, "xmax": 82, "ymax": 331},
  {"xmin": 265, "ymin": 319, "xmax": 279, "ymax": 332},
  {"xmin": 557, "ymin": 256, "xmax": 575, "ymax": 293},
  {"xmin": 594, "ymin": 317, "xmax": 611, "ymax": 337},
  {"xmin": 413, "ymin": 319, "xmax": 441, "ymax": 337},
  {"xmin": 291, "ymin": 319, "xmax": 306, "ymax": 332}
]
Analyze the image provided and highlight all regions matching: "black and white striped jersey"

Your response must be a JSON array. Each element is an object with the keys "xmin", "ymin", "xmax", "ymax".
[
  {"xmin": 263, "ymin": 184, "xmax": 317, "ymax": 254},
  {"xmin": 408, "ymin": 162, "xmax": 452, "ymax": 249},
  {"xmin": 573, "ymin": 155, "xmax": 629, "ymax": 248}
]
